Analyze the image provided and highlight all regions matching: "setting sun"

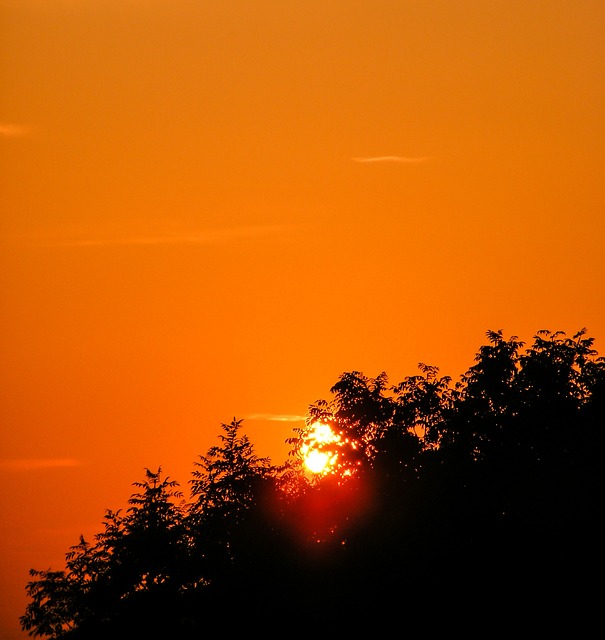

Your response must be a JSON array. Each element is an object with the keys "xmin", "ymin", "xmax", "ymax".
[
  {"xmin": 301, "ymin": 423, "xmax": 341, "ymax": 474},
  {"xmin": 304, "ymin": 449, "xmax": 332, "ymax": 474}
]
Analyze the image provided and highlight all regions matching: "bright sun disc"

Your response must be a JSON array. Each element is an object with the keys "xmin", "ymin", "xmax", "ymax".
[
  {"xmin": 304, "ymin": 450, "xmax": 331, "ymax": 474},
  {"xmin": 301, "ymin": 422, "xmax": 341, "ymax": 474}
]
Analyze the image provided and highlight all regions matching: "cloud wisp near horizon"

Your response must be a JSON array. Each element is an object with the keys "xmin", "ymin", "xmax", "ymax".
[
  {"xmin": 351, "ymin": 155, "xmax": 431, "ymax": 164},
  {"xmin": 17, "ymin": 224, "xmax": 298, "ymax": 248},
  {"xmin": 0, "ymin": 123, "xmax": 30, "ymax": 137},
  {"xmin": 0, "ymin": 458, "xmax": 84, "ymax": 472},
  {"xmin": 246, "ymin": 413, "xmax": 306, "ymax": 423}
]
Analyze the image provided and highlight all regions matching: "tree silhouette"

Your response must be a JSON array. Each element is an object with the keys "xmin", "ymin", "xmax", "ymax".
[
  {"xmin": 21, "ymin": 329, "xmax": 604, "ymax": 637},
  {"xmin": 286, "ymin": 328, "xmax": 604, "ymax": 624},
  {"xmin": 21, "ymin": 468, "xmax": 189, "ymax": 638},
  {"xmin": 183, "ymin": 417, "xmax": 285, "ymax": 627},
  {"xmin": 188, "ymin": 418, "xmax": 272, "ymax": 533}
]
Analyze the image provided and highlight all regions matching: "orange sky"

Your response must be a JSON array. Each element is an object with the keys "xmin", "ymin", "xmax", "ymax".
[{"xmin": 1, "ymin": 1, "xmax": 604, "ymax": 637}]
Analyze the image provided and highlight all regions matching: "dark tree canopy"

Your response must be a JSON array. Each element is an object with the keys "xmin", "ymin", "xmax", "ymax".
[{"xmin": 21, "ymin": 329, "xmax": 604, "ymax": 637}]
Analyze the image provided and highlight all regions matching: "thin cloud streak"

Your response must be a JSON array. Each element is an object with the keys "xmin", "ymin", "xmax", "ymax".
[
  {"xmin": 352, "ymin": 155, "xmax": 430, "ymax": 163},
  {"xmin": 33, "ymin": 225, "xmax": 295, "ymax": 248},
  {"xmin": 0, "ymin": 458, "xmax": 84, "ymax": 471},
  {"xmin": 246, "ymin": 414, "xmax": 306, "ymax": 423},
  {"xmin": 0, "ymin": 123, "xmax": 30, "ymax": 137}
]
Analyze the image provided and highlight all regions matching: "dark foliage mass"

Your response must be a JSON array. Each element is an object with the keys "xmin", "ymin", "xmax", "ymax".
[{"xmin": 21, "ymin": 329, "xmax": 604, "ymax": 637}]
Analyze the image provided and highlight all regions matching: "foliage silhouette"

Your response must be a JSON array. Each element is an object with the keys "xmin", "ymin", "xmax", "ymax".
[
  {"xmin": 21, "ymin": 329, "xmax": 604, "ymax": 636},
  {"xmin": 20, "ymin": 468, "xmax": 190, "ymax": 638}
]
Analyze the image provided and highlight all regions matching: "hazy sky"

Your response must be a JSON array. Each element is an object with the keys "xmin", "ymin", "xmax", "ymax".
[{"xmin": 1, "ymin": 1, "xmax": 604, "ymax": 636}]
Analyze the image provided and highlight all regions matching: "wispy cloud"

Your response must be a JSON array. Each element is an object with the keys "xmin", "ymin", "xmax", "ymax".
[
  {"xmin": 246, "ymin": 414, "xmax": 306, "ymax": 423},
  {"xmin": 352, "ymin": 155, "xmax": 430, "ymax": 164},
  {"xmin": 0, "ymin": 458, "xmax": 84, "ymax": 471},
  {"xmin": 0, "ymin": 123, "xmax": 30, "ymax": 137},
  {"xmin": 31, "ymin": 225, "xmax": 295, "ymax": 248}
]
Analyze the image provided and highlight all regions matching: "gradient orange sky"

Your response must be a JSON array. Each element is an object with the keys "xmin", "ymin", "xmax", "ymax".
[{"xmin": 1, "ymin": 1, "xmax": 604, "ymax": 637}]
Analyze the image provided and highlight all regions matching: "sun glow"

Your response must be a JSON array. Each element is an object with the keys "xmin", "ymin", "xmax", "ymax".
[{"xmin": 301, "ymin": 422, "xmax": 341, "ymax": 474}]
